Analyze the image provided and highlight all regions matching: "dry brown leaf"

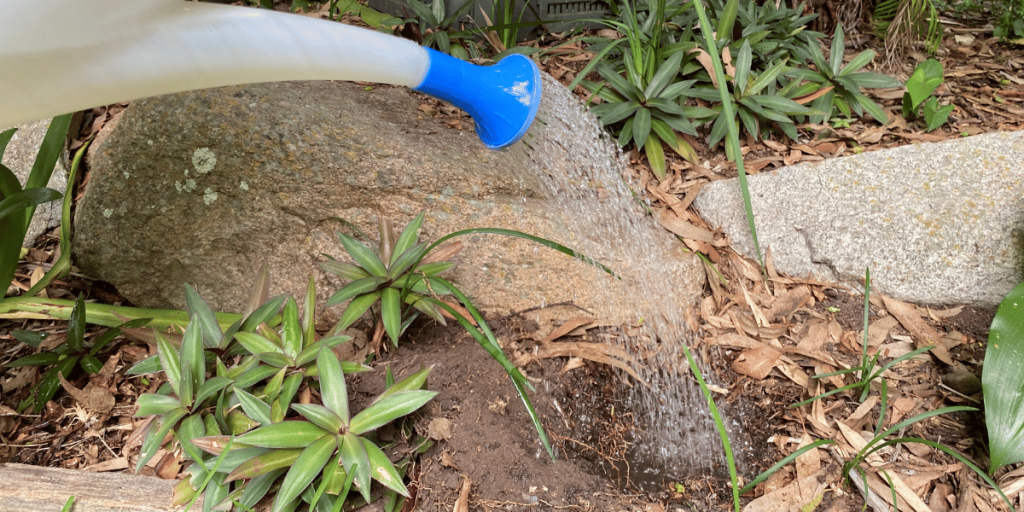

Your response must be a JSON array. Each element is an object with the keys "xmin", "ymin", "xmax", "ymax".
[
  {"xmin": 763, "ymin": 139, "xmax": 788, "ymax": 152},
  {"xmin": 541, "ymin": 317, "xmax": 595, "ymax": 343},
  {"xmin": 766, "ymin": 285, "xmax": 811, "ymax": 321},
  {"xmin": 453, "ymin": 476, "xmax": 472, "ymax": 512},
  {"xmin": 888, "ymin": 397, "xmax": 918, "ymax": 427},
  {"xmin": 656, "ymin": 210, "xmax": 715, "ymax": 242},
  {"xmin": 421, "ymin": 241, "xmax": 463, "ymax": 264},
  {"xmin": 866, "ymin": 315, "xmax": 899, "ymax": 347},
  {"xmin": 711, "ymin": 332, "xmax": 762, "ymax": 349},
  {"xmin": 836, "ymin": 421, "xmax": 932, "ymax": 512},
  {"xmin": 881, "ymin": 295, "xmax": 954, "ymax": 365},
  {"xmin": 731, "ymin": 345, "xmax": 782, "ymax": 380},
  {"xmin": 525, "ymin": 341, "xmax": 646, "ymax": 386},
  {"xmin": 58, "ymin": 373, "xmax": 115, "ymax": 414},
  {"xmin": 741, "ymin": 469, "xmax": 828, "ymax": 512},
  {"xmin": 739, "ymin": 281, "xmax": 771, "ymax": 328},
  {"xmin": 1, "ymin": 366, "xmax": 37, "ymax": 393},
  {"xmin": 427, "ymin": 417, "xmax": 454, "ymax": 441},
  {"xmin": 795, "ymin": 435, "xmax": 821, "ymax": 481},
  {"xmin": 84, "ymin": 457, "xmax": 129, "ymax": 472},
  {"xmin": 440, "ymin": 450, "xmax": 459, "ymax": 470}
]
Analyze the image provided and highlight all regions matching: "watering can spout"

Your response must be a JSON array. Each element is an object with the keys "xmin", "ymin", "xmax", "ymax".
[
  {"xmin": 414, "ymin": 49, "xmax": 541, "ymax": 149},
  {"xmin": 0, "ymin": 0, "xmax": 541, "ymax": 149}
]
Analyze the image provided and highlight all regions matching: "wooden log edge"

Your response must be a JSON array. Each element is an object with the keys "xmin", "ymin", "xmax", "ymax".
[{"xmin": 0, "ymin": 463, "xmax": 181, "ymax": 512}]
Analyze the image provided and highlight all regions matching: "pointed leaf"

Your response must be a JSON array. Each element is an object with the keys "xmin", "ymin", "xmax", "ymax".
[
  {"xmin": 632, "ymin": 106, "xmax": 652, "ymax": 149},
  {"xmin": 386, "ymin": 242, "xmax": 429, "ymax": 280},
  {"xmin": 376, "ymin": 366, "xmax": 432, "ymax": 401},
  {"xmin": 390, "ymin": 212, "xmax": 425, "ymax": 267},
  {"xmin": 179, "ymin": 319, "xmax": 206, "ymax": 407},
  {"xmin": 295, "ymin": 335, "xmax": 352, "ymax": 367},
  {"xmin": 236, "ymin": 388, "xmax": 273, "ymax": 426},
  {"xmin": 155, "ymin": 332, "xmax": 181, "ymax": 397},
  {"xmin": 362, "ymin": 437, "xmax": 409, "ymax": 496},
  {"xmin": 292, "ymin": 403, "xmax": 344, "ymax": 433},
  {"xmin": 829, "ymin": 24, "xmax": 844, "ymax": 76},
  {"xmin": 136, "ymin": 408, "xmax": 188, "ymax": 473},
  {"xmin": 185, "ymin": 285, "xmax": 222, "ymax": 349},
  {"xmin": 136, "ymin": 393, "xmax": 185, "ymax": 416},
  {"xmin": 236, "ymin": 421, "xmax": 330, "ymax": 448},
  {"xmin": 339, "ymin": 432, "xmax": 371, "ymax": 503},
  {"xmin": 195, "ymin": 376, "xmax": 233, "ymax": 407},
  {"xmin": 233, "ymin": 332, "xmax": 282, "ymax": 356},
  {"xmin": 302, "ymin": 276, "xmax": 316, "ymax": 350},
  {"xmin": 241, "ymin": 294, "xmax": 288, "ymax": 333},
  {"xmin": 237, "ymin": 468, "xmax": 287, "ymax": 509},
  {"xmin": 67, "ymin": 295, "xmax": 86, "ymax": 353},
  {"xmin": 349, "ymin": 390, "xmax": 437, "ymax": 435},
  {"xmin": 317, "ymin": 346, "xmax": 350, "ymax": 423},
  {"xmin": 281, "ymin": 297, "xmax": 302, "ymax": 359},
  {"xmin": 336, "ymin": 233, "xmax": 387, "ymax": 277},
  {"xmin": 984, "ymin": 281, "xmax": 1024, "ymax": 471},
  {"xmin": 645, "ymin": 133, "xmax": 667, "ymax": 181},
  {"xmin": 318, "ymin": 261, "xmax": 371, "ymax": 281},
  {"xmin": 644, "ymin": 50, "xmax": 684, "ymax": 99},
  {"xmin": 326, "ymin": 276, "xmax": 388, "ymax": 306},
  {"xmin": 243, "ymin": 262, "xmax": 271, "ymax": 319},
  {"xmin": 381, "ymin": 287, "xmax": 403, "ymax": 347},
  {"xmin": 226, "ymin": 448, "xmax": 303, "ymax": 482}
]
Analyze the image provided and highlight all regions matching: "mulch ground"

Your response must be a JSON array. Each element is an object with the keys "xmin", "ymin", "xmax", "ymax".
[{"xmin": 2, "ymin": 4, "xmax": 1024, "ymax": 512}]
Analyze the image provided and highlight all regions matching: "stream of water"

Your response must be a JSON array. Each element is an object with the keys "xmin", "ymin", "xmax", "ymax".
[{"xmin": 518, "ymin": 74, "xmax": 753, "ymax": 487}]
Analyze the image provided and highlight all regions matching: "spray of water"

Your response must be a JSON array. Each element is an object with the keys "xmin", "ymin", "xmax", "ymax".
[{"xmin": 519, "ymin": 74, "xmax": 751, "ymax": 485}]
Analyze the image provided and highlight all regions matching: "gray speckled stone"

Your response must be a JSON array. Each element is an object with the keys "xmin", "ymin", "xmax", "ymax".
[
  {"xmin": 2, "ymin": 119, "xmax": 67, "ymax": 246},
  {"xmin": 74, "ymin": 81, "xmax": 703, "ymax": 324},
  {"xmin": 694, "ymin": 130, "xmax": 1024, "ymax": 306}
]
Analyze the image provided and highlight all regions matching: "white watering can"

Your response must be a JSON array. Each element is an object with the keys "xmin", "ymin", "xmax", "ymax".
[{"xmin": 0, "ymin": 0, "xmax": 541, "ymax": 148}]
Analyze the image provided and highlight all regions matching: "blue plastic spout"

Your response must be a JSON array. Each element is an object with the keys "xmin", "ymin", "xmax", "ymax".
[{"xmin": 413, "ymin": 48, "xmax": 542, "ymax": 149}]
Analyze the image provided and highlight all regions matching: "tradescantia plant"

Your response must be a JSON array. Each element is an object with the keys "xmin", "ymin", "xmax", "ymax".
[
  {"xmin": 321, "ymin": 212, "xmax": 615, "ymax": 460},
  {"xmin": 783, "ymin": 24, "xmax": 902, "ymax": 126},
  {"xmin": 129, "ymin": 273, "xmax": 436, "ymax": 512}
]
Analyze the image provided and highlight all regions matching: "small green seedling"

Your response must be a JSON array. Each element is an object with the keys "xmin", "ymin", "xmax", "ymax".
[
  {"xmin": 8, "ymin": 294, "xmax": 144, "ymax": 413},
  {"xmin": 902, "ymin": 58, "xmax": 954, "ymax": 132}
]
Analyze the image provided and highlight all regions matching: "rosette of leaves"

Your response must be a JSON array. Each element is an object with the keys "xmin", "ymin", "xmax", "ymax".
[
  {"xmin": 8, "ymin": 294, "xmax": 142, "ymax": 412},
  {"xmin": 131, "ymin": 277, "xmax": 373, "ymax": 511},
  {"xmin": 706, "ymin": 0, "xmax": 824, "ymax": 67},
  {"xmin": 189, "ymin": 349, "xmax": 435, "ymax": 512},
  {"xmin": 323, "ymin": 212, "xmax": 616, "ymax": 460},
  {"xmin": 688, "ymin": 39, "xmax": 818, "ymax": 153},
  {"xmin": 783, "ymin": 24, "xmax": 902, "ymax": 126}
]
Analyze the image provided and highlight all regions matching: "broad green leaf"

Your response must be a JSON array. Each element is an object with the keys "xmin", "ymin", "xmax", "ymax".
[
  {"xmin": 389, "ymin": 212, "xmax": 424, "ymax": 267},
  {"xmin": 336, "ymin": 233, "xmax": 387, "ymax": 277},
  {"xmin": 837, "ymin": 49, "xmax": 876, "ymax": 76},
  {"xmin": 263, "ymin": 366, "xmax": 287, "ymax": 401},
  {"xmin": 303, "ymin": 276, "xmax": 316, "ymax": 349},
  {"xmin": 326, "ymin": 276, "xmax": 389, "ymax": 306},
  {"xmin": 906, "ymin": 58, "xmax": 944, "ymax": 108},
  {"xmin": 234, "ymin": 332, "xmax": 282, "ymax": 356},
  {"xmin": 136, "ymin": 393, "xmax": 185, "ymax": 416},
  {"xmin": 155, "ymin": 332, "xmax": 181, "ymax": 397},
  {"xmin": 923, "ymin": 97, "xmax": 954, "ymax": 132},
  {"xmin": 7, "ymin": 352, "xmax": 61, "ymax": 367},
  {"xmin": 589, "ymin": 100, "xmax": 642, "ymax": 126},
  {"xmin": 185, "ymin": 284, "xmax": 222, "ymax": 349},
  {"xmin": 227, "ymin": 410, "xmax": 259, "ymax": 435},
  {"xmin": 717, "ymin": 0, "xmax": 740, "ymax": 43},
  {"xmin": 748, "ymin": 59, "xmax": 789, "ymax": 96},
  {"xmin": 319, "ymin": 260, "xmax": 371, "ymax": 281},
  {"xmin": 179, "ymin": 319, "xmax": 206, "ymax": 407},
  {"xmin": 376, "ymin": 366, "xmax": 432, "ymax": 401},
  {"xmin": 194, "ymin": 376, "xmax": 233, "ymax": 408},
  {"xmin": 0, "ymin": 188, "xmax": 61, "ymax": 221},
  {"xmin": 236, "ymin": 421, "xmax": 330, "ymax": 449},
  {"xmin": 136, "ymin": 408, "xmax": 188, "ymax": 473},
  {"xmin": 22, "ymin": 114, "xmax": 72, "ymax": 229},
  {"xmin": 644, "ymin": 133, "xmax": 667, "ymax": 180},
  {"xmin": 844, "ymin": 71, "xmax": 902, "ymax": 89},
  {"xmin": 292, "ymin": 403, "xmax": 344, "ymax": 433},
  {"xmin": 645, "ymin": 97, "xmax": 686, "ymax": 117},
  {"xmin": 237, "ymin": 468, "xmax": 287, "ymax": 509},
  {"xmin": 386, "ymin": 243, "xmax": 430, "ymax": 280},
  {"xmin": 829, "ymin": 24, "xmax": 845, "ymax": 76},
  {"xmin": 226, "ymin": 448, "xmax": 303, "ymax": 482},
  {"xmin": 11, "ymin": 329, "xmax": 46, "ymax": 347},
  {"xmin": 241, "ymin": 294, "xmax": 288, "ymax": 333},
  {"xmin": 281, "ymin": 297, "xmax": 302, "ymax": 359},
  {"xmin": 295, "ymin": 335, "xmax": 352, "ymax": 367},
  {"xmin": 381, "ymin": 287, "xmax": 402, "ymax": 347},
  {"xmin": 0, "ymin": 127, "xmax": 15, "ymax": 157},
  {"xmin": 349, "ymin": 390, "xmax": 437, "ymax": 435},
  {"xmin": 126, "ymin": 354, "xmax": 161, "ymax": 375},
  {"xmin": 317, "ymin": 346, "xmax": 350, "ymax": 423},
  {"xmin": 67, "ymin": 294, "xmax": 86, "ymax": 352},
  {"xmin": 984, "ymin": 281, "xmax": 1024, "ymax": 471},
  {"xmin": 339, "ymin": 432, "xmax": 371, "ymax": 503},
  {"xmin": 236, "ymin": 388, "xmax": 273, "ymax": 426},
  {"xmin": 233, "ymin": 364, "xmax": 282, "ymax": 389},
  {"xmin": 644, "ymin": 50, "xmax": 684, "ymax": 100},
  {"xmin": 596, "ymin": 64, "xmax": 642, "ymax": 103},
  {"xmin": 632, "ymin": 106, "xmax": 652, "ymax": 149},
  {"xmin": 177, "ymin": 413, "xmax": 207, "ymax": 464},
  {"xmin": 735, "ymin": 40, "xmax": 753, "ymax": 95},
  {"xmin": 334, "ymin": 290, "xmax": 381, "ymax": 332},
  {"xmin": 362, "ymin": 437, "xmax": 409, "ymax": 496}
]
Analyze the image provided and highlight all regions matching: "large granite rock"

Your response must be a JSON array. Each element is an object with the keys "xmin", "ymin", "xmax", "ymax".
[
  {"xmin": 694, "ymin": 130, "xmax": 1024, "ymax": 307},
  {"xmin": 74, "ymin": 80, "xmax": 703, "ymax": 326},
  {"xmin": 2, "ymin": 119, "xmax": 67, "ymax": 246}
]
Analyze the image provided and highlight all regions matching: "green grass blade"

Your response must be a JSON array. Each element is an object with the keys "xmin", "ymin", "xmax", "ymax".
[
  {"xmin": 739, "ymin": 439, "xmax": 836, "ymax": 494},
  {"xmin": 22, "ymin": 114, "xmax": 72, "ymax": 231}
]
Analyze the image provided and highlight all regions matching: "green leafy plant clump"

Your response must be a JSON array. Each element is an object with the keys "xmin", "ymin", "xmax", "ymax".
[
  {"xmin": 902, "ymin": 58, "xmax": 954, "ymax": 132},
  {"xmin": 129, "ymin": 273, "xmax": 434, "ymax": 512},
  {"xmin": 984, "ymin": 281, "xmax": 1024, "ymax": 473}
]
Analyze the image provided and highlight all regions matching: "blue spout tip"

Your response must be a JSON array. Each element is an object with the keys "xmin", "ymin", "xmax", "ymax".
[{"xmin": 414, "ymin": 49, "xmax": 542, "ymax": 149}]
